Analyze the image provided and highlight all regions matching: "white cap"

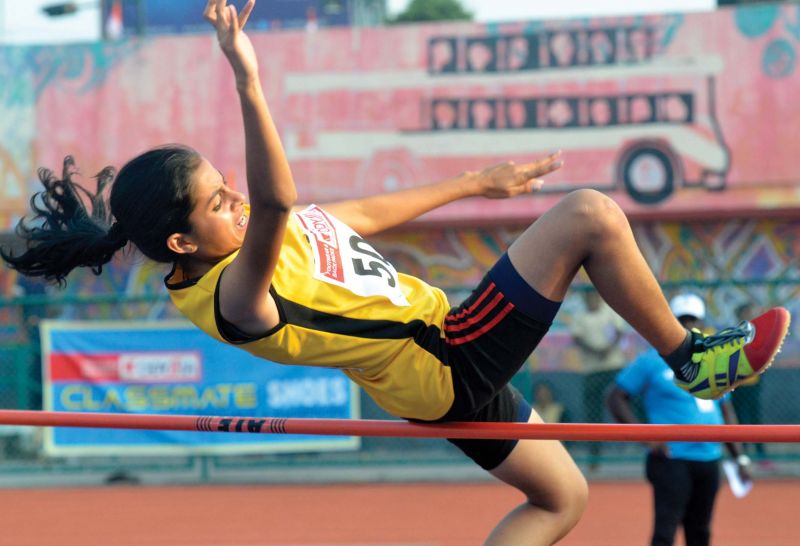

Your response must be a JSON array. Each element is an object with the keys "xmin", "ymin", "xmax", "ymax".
[{"xmin": 669, "ymin": 293, "xmax": 706, "ymax": 320}]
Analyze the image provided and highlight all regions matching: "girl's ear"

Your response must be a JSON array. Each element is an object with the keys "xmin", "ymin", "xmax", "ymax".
[{"xmin": 166, "ymin": 233, "xmax": 198, "ymax": 255}]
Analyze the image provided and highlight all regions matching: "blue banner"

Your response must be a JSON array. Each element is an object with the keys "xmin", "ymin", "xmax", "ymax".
[{"xmin": 42, "ymin": 320, "xmax": 359, "ymax": 456}]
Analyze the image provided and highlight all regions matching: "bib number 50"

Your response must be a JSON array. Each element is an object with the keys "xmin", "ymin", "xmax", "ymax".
[{"xmin": 350, "ymin": 235, "xmax": 397, "ymax": 287}]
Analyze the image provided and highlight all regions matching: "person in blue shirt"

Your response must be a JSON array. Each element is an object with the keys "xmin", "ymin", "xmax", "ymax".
[{"xmin": 606, "ymin": 293, "xmax": 753, "ymax": 546}]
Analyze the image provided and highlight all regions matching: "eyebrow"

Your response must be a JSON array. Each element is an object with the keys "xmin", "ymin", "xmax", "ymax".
[
  {"xmin": 205, "ymin": 171, "xmax": 228, "ymax": 207},
  {"xmin": 206, "ymin": 186, "xmax": 224, "ymax": 207}
]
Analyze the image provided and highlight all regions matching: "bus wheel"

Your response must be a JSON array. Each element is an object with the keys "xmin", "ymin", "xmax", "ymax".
[{"xmin": 619, "ymin": 146, "xmax": 676, "ymax": 205}]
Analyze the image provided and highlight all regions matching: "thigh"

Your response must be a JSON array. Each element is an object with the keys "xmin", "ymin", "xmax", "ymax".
[
  {"xmin": 506, "ymin": 189, "xmax": 623, "ymax": 301},
  {"xmin": 446, "ymin": 384, "xmax": 531, "ymax": 471},
  {"xmin": 444, "ymin": 257, "xmax": 556, "ymax": 417},
  {"xmin": 489, "ymin": 409, "xmax": 588, "ymax": 514}
]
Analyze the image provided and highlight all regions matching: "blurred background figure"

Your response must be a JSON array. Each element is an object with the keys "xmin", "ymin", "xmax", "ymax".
[
  {"xmin": 606, "ymin": 293, "xmax": 753, "ymax": 546},
  {"xmin": 570, "ymin": 289, "xmax": 626, "ymax": 470},
  {"xmin": 730, "ymin": 302, "xmax": 773, "ymax": 470},
  {"xmin": 532, "ymin": 381, "xmax": 568, "ymax": 424}
]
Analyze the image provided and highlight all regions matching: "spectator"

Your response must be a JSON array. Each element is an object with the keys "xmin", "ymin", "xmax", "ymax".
[
  {"xmin": 570, "ymin": 289, "xmax": 626, "ymax": 469},
  {"xmin": 606, "ymin": 293, "xmax": 753, "ymax": 546},
  {"xmin": 532, "ymin": 382, "xmax": 568, "ymax": 424}
]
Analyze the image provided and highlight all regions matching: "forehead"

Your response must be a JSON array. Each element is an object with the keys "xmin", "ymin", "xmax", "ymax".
[{"xmin": 190, "ymin": 158, "xmax": 222, "ymax": 196}]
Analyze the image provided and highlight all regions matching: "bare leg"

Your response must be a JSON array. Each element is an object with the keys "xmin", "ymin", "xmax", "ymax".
[
  {"xmin": 507, "ymin": 189, "xmax": 685, "ymax": 354},
  {"xmin": 486, "ymin": 410, "xmax": 588, "ymax": 545}
]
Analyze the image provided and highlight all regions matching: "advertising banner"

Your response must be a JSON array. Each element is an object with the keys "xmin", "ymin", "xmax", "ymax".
[{"xmin": 41, "ymin": 320, "xmax": 360, "ymax": 456}]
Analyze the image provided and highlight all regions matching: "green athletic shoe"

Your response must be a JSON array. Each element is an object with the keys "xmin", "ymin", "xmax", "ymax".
[{"xmin": 674, "ymin": 307, "xmax": 791, "ymax": 400}]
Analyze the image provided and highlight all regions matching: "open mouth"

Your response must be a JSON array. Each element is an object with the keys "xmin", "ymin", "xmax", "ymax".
[{"xmin": 237, "ymin": 214, "xmax": 248, "ymax": 228}]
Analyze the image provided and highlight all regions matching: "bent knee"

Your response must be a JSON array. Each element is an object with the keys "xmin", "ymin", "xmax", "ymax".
[
  {"xmin": 516, "ymin": 455, "xmax": 589, "ymax": 523},
  {"xmin": 560, "ymin": 470, "xmax": 589, "ymax": 527},
  {"xmin": 542, "ymin": 465, "xmax": 588, "ymax": 524},
  {"xmin": 561, "ymin": 189, "xmax": 628, "ymax": 241}
]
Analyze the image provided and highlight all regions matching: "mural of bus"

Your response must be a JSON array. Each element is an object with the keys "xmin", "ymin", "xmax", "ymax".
[
  {"xmin": 13, "ymin": 5, "xmax": 800, "ymax": 226},
  {"xmin": 283, "ymin": 22, "xmax": 730, "ymax": 206}
]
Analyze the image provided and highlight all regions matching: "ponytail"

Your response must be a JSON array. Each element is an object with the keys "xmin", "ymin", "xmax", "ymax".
[
  {"xmin": 1, "ymin": 156, "xmax": 126, "ymax": 285},
  {"xmin": 3, "ymin": 145, "xmax": 201, "ymax": 286}
]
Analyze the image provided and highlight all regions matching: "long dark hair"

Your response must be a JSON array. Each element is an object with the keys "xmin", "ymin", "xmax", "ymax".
[{"xmin": 1, "ymin": 145, "xmax": 201, "ymax": 285}]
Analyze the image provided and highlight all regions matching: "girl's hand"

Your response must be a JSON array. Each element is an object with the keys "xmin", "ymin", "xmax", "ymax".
[
  {"xmin": 204, "ymin": 0, "xmax": 258, "ymax": 86},
  {"xmin": 471, "ymin": 151, "xmax": 563, "ymax": 199}
]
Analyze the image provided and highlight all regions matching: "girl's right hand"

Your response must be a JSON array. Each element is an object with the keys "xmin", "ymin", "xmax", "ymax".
[{"xmin": 203, "ymin": 0, "xmax": 258, "ymax": 86}]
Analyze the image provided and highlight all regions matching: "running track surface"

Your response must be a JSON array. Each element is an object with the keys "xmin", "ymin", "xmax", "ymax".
[{"xmin": 0, "ymin": 480, "xmax": 795, "ymax": 545}]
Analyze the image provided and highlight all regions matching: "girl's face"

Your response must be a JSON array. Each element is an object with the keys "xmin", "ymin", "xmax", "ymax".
[{"xmin": 183, "ymin": 157, "xmax": 249, "ymax": 261}]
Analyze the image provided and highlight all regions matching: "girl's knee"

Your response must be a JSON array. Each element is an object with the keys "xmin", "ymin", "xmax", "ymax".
[
  {"xmin": 550, "ymin": 464, "xmax": 589, "ymax": 521},
  {"xmin": 530, "ymin": 456, "xmax": 589, "ymax": 520},
  {"xmin": 561, "ymin": 189, "xmax": 628, "ymax": 240},
  {"xmin": 563, "ymin": 470, "xmax": 589, "ymax": 525},
  {"xmin": 528, "ymin": 465, "xmax": 588, "ymax": 539}
]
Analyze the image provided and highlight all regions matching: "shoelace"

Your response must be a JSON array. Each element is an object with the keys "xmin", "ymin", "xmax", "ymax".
[{"xmin": 695, "ymin": 321, "xmax": 754, "ymax": 351}]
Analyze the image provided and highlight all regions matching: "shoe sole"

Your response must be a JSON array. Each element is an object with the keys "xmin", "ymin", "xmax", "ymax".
[{"xmin": 713, "ymin": 309, "xmax": 791, "ymax": 400}]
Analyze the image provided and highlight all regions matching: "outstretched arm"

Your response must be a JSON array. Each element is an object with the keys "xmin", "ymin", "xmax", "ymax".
[
  {"xmin": 206, "ymin": 0, "xmax": 296, "ymax": 330},
  {"xmin": 322, "ymin": 153, "xmax": 563, "ymax": 236}
]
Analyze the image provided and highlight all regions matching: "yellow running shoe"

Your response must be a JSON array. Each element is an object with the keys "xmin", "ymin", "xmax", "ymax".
[{"xmin": 674, "ymin": 307, "xmax": 791, "ymax": 400}]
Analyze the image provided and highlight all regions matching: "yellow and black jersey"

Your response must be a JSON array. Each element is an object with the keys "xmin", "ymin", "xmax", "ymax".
[{"xmin": 166, "ymin": 205, "xmax": 454, "ymax": 420}]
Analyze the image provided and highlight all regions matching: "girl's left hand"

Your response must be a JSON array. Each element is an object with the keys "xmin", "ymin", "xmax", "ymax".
[
  {"xmin": 473, "ymin": 151, "xmax": 563, "ymax": 199},
  {"xmin": 204, "ymin": 0, "xmax": 258, "ymax": 85}
]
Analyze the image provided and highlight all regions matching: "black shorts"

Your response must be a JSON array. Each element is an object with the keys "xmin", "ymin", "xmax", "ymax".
[{"xmin": 434, "ymin": 253, "xmax": 561, "ymax": 470}]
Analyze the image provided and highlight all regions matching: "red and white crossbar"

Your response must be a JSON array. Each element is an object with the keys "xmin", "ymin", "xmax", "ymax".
[{"xmin": 0, "ymin": 410, "xmax": 798, "ymax": 443}]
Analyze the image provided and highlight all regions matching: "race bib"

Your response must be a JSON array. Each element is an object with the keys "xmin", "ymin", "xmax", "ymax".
[{"xmin": 296, "ymin": 205, "xmax": 410, "ymax": 307}]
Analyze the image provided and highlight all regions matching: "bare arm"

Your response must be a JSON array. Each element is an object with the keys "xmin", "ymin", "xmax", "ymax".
[
  {"xmin": 206, "ymin": 0, "xmax": 296, "ymax": 330},
  {"xmin": 606, "ymin": 385, "xmax": 639, "ymax": 425},
  {"xmin": 322, "ymin": 153, "xmax": 563, "ymax": 236},
  {"xmin": 607, "ymin": 385, "xmax": 669, "ymax": 455}
]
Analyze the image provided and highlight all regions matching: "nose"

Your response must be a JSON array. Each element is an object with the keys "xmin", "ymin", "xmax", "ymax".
[{"xmin": 229, "ymin": 189, "xmax": 246, "ymax": 208}]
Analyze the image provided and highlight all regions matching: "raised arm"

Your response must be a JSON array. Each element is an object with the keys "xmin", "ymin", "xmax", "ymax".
[
  {"xmin": 322, "ymin": 152, "xmax": 563, "ymax": 236},
  {"xmin": 205, "ymin": 0, "xmax": 296, "ymax": 330}
]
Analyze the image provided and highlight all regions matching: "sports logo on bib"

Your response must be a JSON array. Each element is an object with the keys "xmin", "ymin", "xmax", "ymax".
[{"xmin": 296, "ymin": 206, "xmax": 410, "ymax": 307}]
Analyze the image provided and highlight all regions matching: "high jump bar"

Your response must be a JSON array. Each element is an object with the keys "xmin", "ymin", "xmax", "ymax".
[{"xmin": 0, "ymin": 410, "xmax": 799, "ymax": 442}]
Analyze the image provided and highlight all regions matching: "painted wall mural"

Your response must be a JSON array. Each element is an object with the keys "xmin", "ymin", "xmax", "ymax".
[{"xmin": 0, "ymin": 4, "xmax": 796, "ymax": 230}]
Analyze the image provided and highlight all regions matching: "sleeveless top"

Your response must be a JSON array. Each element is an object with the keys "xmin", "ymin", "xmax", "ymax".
[{"xmin": 166, "ymin": 205, "xmax": 455, "ymax": 420}]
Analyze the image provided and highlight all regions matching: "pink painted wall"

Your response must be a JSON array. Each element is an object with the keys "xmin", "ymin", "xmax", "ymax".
[{"xmin": 2, "ymin": 4, "xmax": 799, "ymax": 230}]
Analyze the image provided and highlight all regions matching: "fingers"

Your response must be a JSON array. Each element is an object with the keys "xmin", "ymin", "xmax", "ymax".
[
  {"xmin": 526, "ymin": 178, "xmax": 544, "ymax": 193},
  {"xmin": 206, "ymin": 0, "xmax": 241, "ymax": 34},
  {"xmin": 228, "ymin": 4, "xmax": 240, "ymax": 31},
  {"xmin": 203, "ymin": 0, "xmax": 216, "ymax": 22},
  {"xmin": 239, "ymin": 0, "xmax": 255, "ymax": 29},
  {"xmin": 520, "ymin": 151, "xmax": 564, "ymax": 179}
]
